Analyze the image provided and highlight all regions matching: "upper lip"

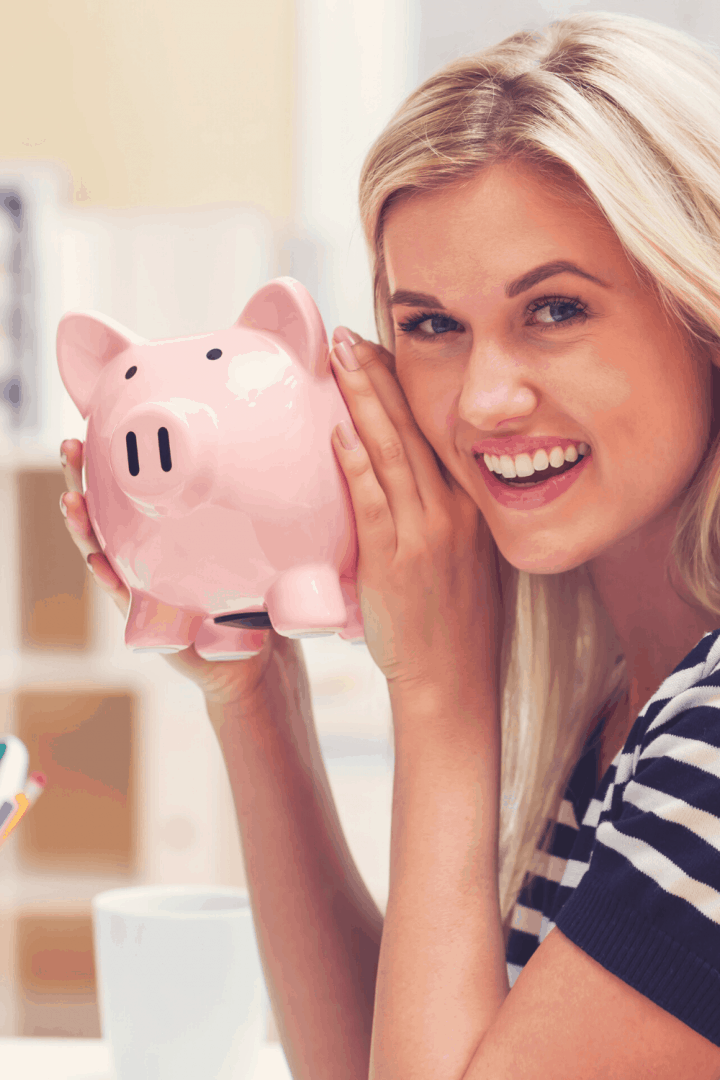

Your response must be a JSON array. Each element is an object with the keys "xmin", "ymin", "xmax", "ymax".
[{"xmin": 471, "ymin": 436, "xmax": 588, "ymax": 457}]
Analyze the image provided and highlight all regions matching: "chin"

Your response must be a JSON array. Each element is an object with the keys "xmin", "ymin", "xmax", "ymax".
[
  {"xmin": 503, "ymin": 555, "xmax": 586, "ymax": 576},
  {"xmin": 492, "ymin": 532, "xmax": 598, "ymax": 576}
]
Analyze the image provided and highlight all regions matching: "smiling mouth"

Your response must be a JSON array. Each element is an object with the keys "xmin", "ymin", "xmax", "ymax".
[{"xmin": 475, "ymin": 448, "xmax": 590, "ymax": 487}]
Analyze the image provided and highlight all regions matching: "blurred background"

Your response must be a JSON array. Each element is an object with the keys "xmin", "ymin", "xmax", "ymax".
[{"xmin": 0, "ymin": 0, "xmax": 718, "ymax": 1042}]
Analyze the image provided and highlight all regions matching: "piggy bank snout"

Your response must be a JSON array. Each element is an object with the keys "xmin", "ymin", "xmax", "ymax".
[{"xmin": 109, "ymin": 405, "xmax": 216, "ymax": 511}]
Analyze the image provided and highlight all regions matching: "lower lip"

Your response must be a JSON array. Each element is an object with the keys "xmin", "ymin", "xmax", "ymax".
[{"xmin": 476, "ymin": 453, "xmax": 592, "ymax": 509}]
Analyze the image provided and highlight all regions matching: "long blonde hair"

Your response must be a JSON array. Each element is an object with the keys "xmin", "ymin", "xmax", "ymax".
[{"xmin": 358, "ymin": 11, "xmax": 720, "ymax": 944}]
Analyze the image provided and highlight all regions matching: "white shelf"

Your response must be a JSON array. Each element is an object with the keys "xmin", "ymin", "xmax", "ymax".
[
  {"xmin": 1, "ymin": 184, "xmax": 395, "ymax": 1039},
  {"xmin": 0, "ymin": 1038, "xmax": 292, "ymax": 1080}
]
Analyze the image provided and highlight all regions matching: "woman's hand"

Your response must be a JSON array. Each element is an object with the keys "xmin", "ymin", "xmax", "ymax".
[
  {"xmin": 329, "ymin": 331, "xmax": 503, "ymax": 703},
  {"xmin": 59, "ymin": 438, "xmax": 288, "ymax": 708}
]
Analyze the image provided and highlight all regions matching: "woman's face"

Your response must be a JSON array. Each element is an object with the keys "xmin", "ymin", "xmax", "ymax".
[{"xmin": 383, "ymin": 160, "xmax": 715, "ymax": 573}]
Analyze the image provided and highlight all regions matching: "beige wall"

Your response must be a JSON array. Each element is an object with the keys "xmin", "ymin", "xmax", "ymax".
[{"xmin": 3, "ymin": 0, "xmax": 294, "ymax": 216}]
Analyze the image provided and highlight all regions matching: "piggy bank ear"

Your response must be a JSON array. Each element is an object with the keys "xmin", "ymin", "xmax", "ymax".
[
  {"xmin": 57, "ymin": 311, "xmax": 145, "ymax": 418},
  {"xmin": 236, "ymin": 277, "xmax": 329, "ymax": 376}
]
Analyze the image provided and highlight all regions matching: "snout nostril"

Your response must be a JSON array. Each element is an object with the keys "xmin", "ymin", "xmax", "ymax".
[
  {"xmin": 158, "ymin": 427, "xmax": 172, "ymax": 472},
  {"xmin": 126, "ymin": 431, "xmax": 140, "ymax": 476}
]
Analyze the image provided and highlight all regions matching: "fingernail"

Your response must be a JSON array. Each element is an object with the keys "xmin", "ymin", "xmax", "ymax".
[
  {"xmin": 335, "ymin": 420, "xmax": 359, "ymax": 450},
  {"xmin": 332, "ymin": 340, "xmax": 360, "ymax": 371},
  {"xmin": 59, "ymin": 493, "xmax": 68, "ymax": 517},
  {"xmin": 334, "ymin": 326, "xmax": 361, "ymax": 345},
  {"xmin": 60, "ymin": 451, "xmax": 67, "ymax": 467},
  {"xmin": 86, "ymin": 554, "xmax": 96, "ymax": 574}
]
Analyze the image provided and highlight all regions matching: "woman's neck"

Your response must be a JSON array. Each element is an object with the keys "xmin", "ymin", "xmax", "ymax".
[{"xmin": 587, "ymin": 501, "xmax": 719, "ymax": 718}]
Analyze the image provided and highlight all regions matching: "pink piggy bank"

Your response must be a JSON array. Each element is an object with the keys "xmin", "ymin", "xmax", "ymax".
[{"xmin": 57, "ymin": 277, "xmax": 364, "ymax": 660}]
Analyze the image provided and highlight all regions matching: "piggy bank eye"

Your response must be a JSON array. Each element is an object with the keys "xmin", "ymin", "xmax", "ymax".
[
  {"xmin": 125, "ymin": 366, "xmax": 137, "ymax": 379},
  {"xmin": 206, "ymin": 348, "xmax": 222, "ymax": 360}
]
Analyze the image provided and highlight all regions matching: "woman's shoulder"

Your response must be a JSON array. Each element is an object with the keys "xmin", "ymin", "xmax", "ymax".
[
  {"xmin": 506, "ymin": 629, "xmax": 720, "ymax": 989},
  {"xmin": 632, "ymin": 626, "xmax": 720, "ymax": 755},
  {"xmin": 546, "ymin": 628, "xmax": 720, "ymax": 1025}
]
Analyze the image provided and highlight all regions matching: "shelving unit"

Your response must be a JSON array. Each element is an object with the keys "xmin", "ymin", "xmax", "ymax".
[{"xmin": 0, "ymin": 168, "xmax": 394, "ymax": 1037}]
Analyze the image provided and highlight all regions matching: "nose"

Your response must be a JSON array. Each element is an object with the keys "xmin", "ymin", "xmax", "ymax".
[
  {"xmin": 124, "ymin": 425, "xmax": 173, "ymax": 479},
  {"xmin": 110, "ymin": 406, "xmax": 189, "ymax": 497},
  {"xmin": 457, "ymin": 340, "xmax": 538, "ymax": 430},
  {"xmin": 109, "ymin": 404, "xmax": 216, "ymax": 513}
]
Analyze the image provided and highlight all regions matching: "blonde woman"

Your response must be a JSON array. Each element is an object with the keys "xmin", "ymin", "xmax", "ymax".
[{"xmin": 60, "ymin": 12, "xmax": 720, "ymax": 1079}]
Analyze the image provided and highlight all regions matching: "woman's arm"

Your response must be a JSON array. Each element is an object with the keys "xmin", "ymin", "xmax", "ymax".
[
  {"xmin": 368, "ymin": 680, "xmax": 508, "ymax": 1080},
  {"xmin": 60, "ymin": 440, "xmax": 382, "ymax": 1080},
  {"xmin": 206, "ymin": 636, "xmax": 383, "ymax": 1080},
  {"xmin": 327, "ymin": 334, "xmax": 510, "ymax": 1078}
]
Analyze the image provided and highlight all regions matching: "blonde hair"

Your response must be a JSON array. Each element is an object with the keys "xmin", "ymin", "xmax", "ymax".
[{"xmin": 358, "ymin": 11, "xmax": 720, "ymax": 944}]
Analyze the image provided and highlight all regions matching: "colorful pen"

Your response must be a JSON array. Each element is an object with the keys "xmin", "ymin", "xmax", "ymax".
[
  {"xmin": 0, "ymin": 772, "xmax": 47, "ymax": 845},
  {"xmin": 0, "ymin": 735, "xmax": 29, "ymax": 805},
  {"xmin": 0, "ymin": 797, "xmax": 17, "ymax": 831},
  {"xmin": 24, "ymin": 771, "xmax": 46, "ymax": 808},
  {"xmin": 0, "ymin": 793, "xmax": 28, "ymax": 843}
]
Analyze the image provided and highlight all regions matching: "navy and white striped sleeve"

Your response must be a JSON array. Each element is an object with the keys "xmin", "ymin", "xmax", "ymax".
[{"xmin": 547, "ymin": 630, "xmax": 720, "ymax": 1047}]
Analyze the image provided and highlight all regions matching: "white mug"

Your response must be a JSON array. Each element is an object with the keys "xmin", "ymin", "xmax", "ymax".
[{"xmin": 92, "ymin": 885, "xmax": 267, "ymax": 1080}]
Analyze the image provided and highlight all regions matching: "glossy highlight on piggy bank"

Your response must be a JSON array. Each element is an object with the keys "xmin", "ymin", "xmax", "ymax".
[{"xmin": 57, "ymin": 277, "xmax": 364, "ymax": 659}]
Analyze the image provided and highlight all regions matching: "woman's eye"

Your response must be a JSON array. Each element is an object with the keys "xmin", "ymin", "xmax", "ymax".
[
  {"xmin": 527, "ymin": 296, "xmax": 587, "ymax": 328},
  {"xmin": 397, "ymin": 311, "xmax": 463, "ymax": 338}
]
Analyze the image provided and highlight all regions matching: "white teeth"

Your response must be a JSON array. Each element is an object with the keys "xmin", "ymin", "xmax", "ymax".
[
  {"xmin": 515, "ymin": 453, "xmax": 534, "ymax": 477},
  {"xmin": 480, "ymin": 441, "xmax": 590, "ymax": 480},
  {"xmin": 499, "ymin": 454, "xmax": 517, "ymax": 478}
]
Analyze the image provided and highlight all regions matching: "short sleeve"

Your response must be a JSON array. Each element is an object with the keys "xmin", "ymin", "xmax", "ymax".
[{"xmin": 552, "ymin": 662, "xmax": 720, "ymax": 1048}]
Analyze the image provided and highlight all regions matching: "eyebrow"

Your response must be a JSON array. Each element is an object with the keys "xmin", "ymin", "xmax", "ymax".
[
  {"xmin": 505, "ymin": 260, "xmax": 608, "ymax": 298},
  {"xmin": 389, "ymin": 289, "xmax": 447, "ymax": 309},
  {"xmin": 389, "ymin": 260, "xmax": 608, "ymax": 309}
]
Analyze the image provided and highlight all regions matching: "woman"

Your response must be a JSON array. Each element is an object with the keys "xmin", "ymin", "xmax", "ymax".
[{"xmin": 59, "ymin": 12, "xmax": 720, "ymax": 1078}]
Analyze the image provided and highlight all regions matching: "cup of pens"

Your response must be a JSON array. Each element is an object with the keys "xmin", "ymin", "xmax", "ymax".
[{"xmin": 0, "ymin": 734, "xmax": 46, "ymax": 846}]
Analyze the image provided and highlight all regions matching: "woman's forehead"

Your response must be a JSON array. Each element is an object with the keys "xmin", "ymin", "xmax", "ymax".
[
  {"xmin": 382, "ymin": 162, "xmax": 623, "ymax": 298},
  {"xmin": 384, "ymin": 161, "xmax": 602, "ymax": 240}
]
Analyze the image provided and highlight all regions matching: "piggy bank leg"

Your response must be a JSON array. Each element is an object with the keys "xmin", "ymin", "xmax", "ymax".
[
  {"xmin": 125, "ymin": 592, "xmax": 204, "ymax": 653},
  {"xmin": 193, "ymin": 618, "xmax": 266, "ymax": 661},
  {"xmin": 338, "ymin": 579, "xmax": 365, "ymax": 644},
  {"xmin": 265, "ymin": 564, "xmax": 346, "ymax": 637}
]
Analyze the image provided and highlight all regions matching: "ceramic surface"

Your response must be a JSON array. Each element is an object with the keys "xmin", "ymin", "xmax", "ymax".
[{"xmin": 57, "ymin": 277, "xmax": 363, "ymax": 658}]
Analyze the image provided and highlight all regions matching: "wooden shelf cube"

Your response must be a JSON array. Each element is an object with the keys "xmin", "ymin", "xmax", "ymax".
[
  {"xmin": 14, "ymin": 689, "xmax": 137, "ymax": 873},
  {"xmin": 17, "ymin": 469, "xmax": 91, "ymax": 651},
  {"xmin": 15, "ymin": 908, "xmax": 100, "ymax": 1037}
]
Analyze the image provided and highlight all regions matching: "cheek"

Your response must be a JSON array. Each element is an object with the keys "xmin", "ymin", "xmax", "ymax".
[
  {"xmin": 540, "ymin": 345, "xmax": 633, "ymax": 422},
  {"xmin": 615, "ymin": 358, "xmax": 711, "ymax": 475},
  {"xmin": 396, "ymin": 359, "xmax": 459, "ymax": 443}
]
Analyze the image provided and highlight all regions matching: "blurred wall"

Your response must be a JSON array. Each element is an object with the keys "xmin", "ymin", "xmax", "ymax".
[
  {"xmin": 288, "ymin": 0, "xmax": 417, "ymax": 338},
  {"xmin": 417, "ymin": 0, "xmax": 720, "ymax": 79},
  {"xmin": 1, "ymin": 0, "xmax": 294, "ymax": 216},
  {"xmin": 0, "ymin": 0, "xmax": 399, "ymax": 1039}
]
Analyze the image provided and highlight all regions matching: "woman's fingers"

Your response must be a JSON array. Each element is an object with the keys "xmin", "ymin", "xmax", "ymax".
[
  {"xmin": 60, "ymin": 438, "xmax": 84, "ymax": 493},
  {"xmin": 60, "ymin": 441, "xmax": 130, "ymax": 616},
  {"xmin": 330, "ymin": 335, "xmax": 451, "ymax": 533},
  {"xmin": 330, "ymin": 346, "xmax": 428, "ymax": 547},
  {"xmin": 331, "ymin": 418, "xmax": 399, "ymax": 559}
]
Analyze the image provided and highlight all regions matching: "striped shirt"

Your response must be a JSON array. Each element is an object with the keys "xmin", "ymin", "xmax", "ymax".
[{"xmin": 505, "ymin": 628, "xmax": 720, "ymax": 1047}]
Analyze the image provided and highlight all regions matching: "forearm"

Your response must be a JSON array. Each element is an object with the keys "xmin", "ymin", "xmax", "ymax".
[
  {"xmin": 370, "ymin": 683, "xmax": 509, "ymax": 1080},
  {"xmin": 206, "ymin": 636, "xmax": 383, "ymax": 1080}
]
